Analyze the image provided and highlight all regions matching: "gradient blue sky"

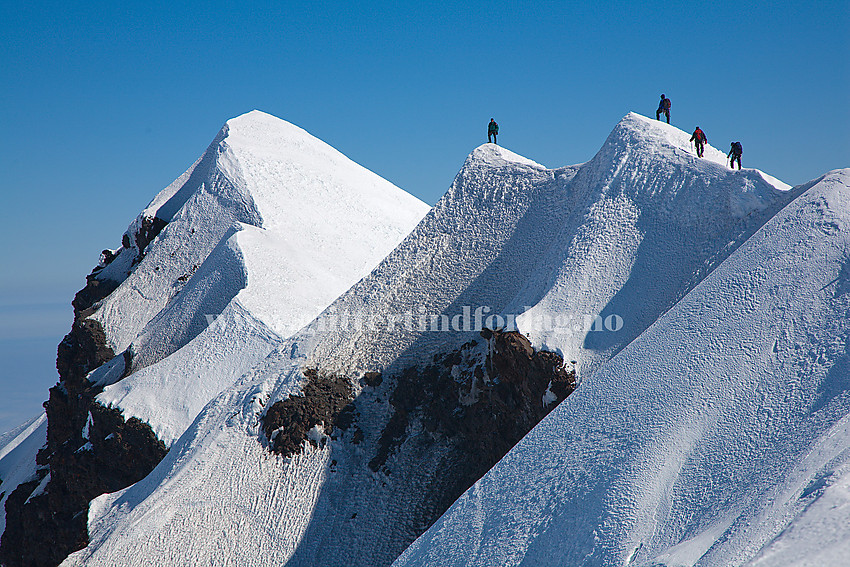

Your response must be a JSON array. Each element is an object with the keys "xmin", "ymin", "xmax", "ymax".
[{"xmin": 1, "ymin": 0, "xmax": 848, "ymax": 433}]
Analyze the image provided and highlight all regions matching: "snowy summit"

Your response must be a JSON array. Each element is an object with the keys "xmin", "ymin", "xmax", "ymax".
[{"xmin": 90, "ymin": 110, "xmax": 430, "ymax": 445}]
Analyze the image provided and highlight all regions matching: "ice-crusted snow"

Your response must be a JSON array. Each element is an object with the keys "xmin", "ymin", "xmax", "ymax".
[
  {"xmin": 511, "ymin": 113, "xmax": 794, "ymax": 374},
  {"xmin": 62, "ymin": 113, "xmax": 829, "ymax": 567},
  {"xmin": 269, "ymin": 113, "xmax": 793, "ymax": 381},
  {"xmin": 0, "ymin": 413, "xmax": 47, "ymax": 533},
  {"xmin": 89, "ymin": 110, "xmax": 428, "ymax": 445},
  {"xmin": 394, "ymin": 170, "xmax": 850, "ymax": 567},
  {"xmin": 746, "ymin": 458, "xmax": 850, "ymax": 567}
]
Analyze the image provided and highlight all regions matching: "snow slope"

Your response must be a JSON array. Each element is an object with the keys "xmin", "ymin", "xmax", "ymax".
[
  {"xmin": 393, "ymin": 170, "xmax": 850, "ymax": 567},
  {"xmin": 94, "ymin": 110, "xmax": 427, "ymax": 357},
  {"xmin": 0, "ymin": 413, "xmax": 47, "ymax": 534},
  {"xmin": 512, "ymin": 113, "xmax": 791, "ymax": 374},
  {"xmin": 746, "ymin": 456, "xmax": 850, "ymax": 567},
  {"xmin": 64, "ymin": 114, "xmax": 805, "ymax": 567},
  {"xmin": 65, "ymin": 139, "xmax": 583, "ymax": 567},
  {"xmin": 88, "ymin": 110, "xmax": 429, "ymax": 445}
]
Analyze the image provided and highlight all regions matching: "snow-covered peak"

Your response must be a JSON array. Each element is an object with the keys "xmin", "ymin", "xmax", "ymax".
[
  {"xmin": 79, "ymin": 110, "xmax": 429, "ymax": 445},
  {"xmin": 217, "ymin": 110, "xmax": 428, "ymax": 241},
  {"xmin": 464, "ymin": 143, "xmax": 546, "ymax": 170},
  {"xmin": 92, "ymin": 110, "xmax": 428, "ymax": 355},
  {"xmin": 221, "ymin": 110, "xmax": 362, "ymax": 176},
  {"xmin": 140, "ymin": 110, "xmax": 352, "ymax": 223},
  {"xmin": 601, "ymin": 112, "xmax": 790, "ymax": 192},
  {"xmin": 495, "ymin": 113, "xmax": 797, "ymax": 374},
  {"xmin": 603, "ymin": 111, "xmax": 731, "ymax": 168},
  {"xmin": 140, "ymin": 109, "xmax": 426, "ymax": 236},
  {"xmin": 612, "ymin": 112, "xmax": 727, "ymax": 159},
  {"xmin": 567, "ymin": 112, "xmax": 791, "ymax": 226}
]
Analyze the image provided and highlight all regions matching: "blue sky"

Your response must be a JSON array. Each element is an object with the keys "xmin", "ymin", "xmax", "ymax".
[{"xmin": 0, "ymin": 0, "xmax": 847, "ymax": 433}]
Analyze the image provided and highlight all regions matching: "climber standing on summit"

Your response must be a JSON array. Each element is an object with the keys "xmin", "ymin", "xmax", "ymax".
[
  {"xmin": 656, "ymin": 94, "xmax": 671, "ymax": 123},
  {"xmin": 488, "ymin": 118, "xmax": 499, "ymax": 144},
  {"xmin": 690, "ymin": 126, "xmax": 707, "ymax": 158}
]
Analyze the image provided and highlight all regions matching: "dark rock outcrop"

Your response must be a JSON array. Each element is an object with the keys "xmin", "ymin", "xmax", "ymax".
[
  {"xmin": 262, "ymin": 369, "xmax": 356, "ymax": 457},
  {"xmin": 370, "ymin": 330, "xmax": 574, "ymax": 473},
  {"xmin": 70, "ymin": 276, "xmax": 120, "ymax": 318},
  {"xmin": 72, "ymin": 215, "xmax": 167, "ymax": 317},
  {"xmin": 0, "ymin": 243, "xmax": 168, "ymax": 566},
  {"xmin": 0, "ymin": 403, "xmax": 167, "ymax": 567},
  {"xmin": 131, "ymin": 216, "xmax": 167, "ymax": 266}
]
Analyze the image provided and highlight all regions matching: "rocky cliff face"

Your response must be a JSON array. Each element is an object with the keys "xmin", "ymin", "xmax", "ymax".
[{"xmin": 0, "ymin": 219, "xmax": 169, "ymax": 567}]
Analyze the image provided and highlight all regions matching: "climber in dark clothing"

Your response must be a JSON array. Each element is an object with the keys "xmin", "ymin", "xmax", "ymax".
[
  {"xmin": 690, "ymin": 127, "xmax": 707, "ymax": 158},
  {"xmin": 488, "ymin": 119, "xmax": 499, "ymax": 144},
  {"xmin": 656, "ymin": 94, "xmax": 671, "ymax": 123},
  {"xmin": 728, "ymin": 141, "xmax": 743, "ymax": 169}
]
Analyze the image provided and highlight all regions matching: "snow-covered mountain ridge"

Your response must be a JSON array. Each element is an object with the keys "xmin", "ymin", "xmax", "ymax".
[
  {"xmin": 0, "ymin": 110, "xmax": 428, "ymax": 566},
  {"xmin": 394, "ymin": 168, "xmax": 850, "ymax": 567},
  {"xmin": 90, "ymin": 111, "xmax": 428, "ymax": 446},
  {"xmin": 54, "ymin": 112, "xmax": 833, "ymax": 567},
  {"xmin": 3, "ymin": 110, "xmax": 846, "ymax": 567}
]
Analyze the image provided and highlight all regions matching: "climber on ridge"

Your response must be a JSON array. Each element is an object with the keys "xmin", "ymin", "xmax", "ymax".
[
  {"xmin": 690, "ymin": 126, "xmax": 707, "ymax": 158},
  {"xmin": 488, "ymin": 118, "xmax": 499, "ymax": 144},
  {"xmin": 728, "ymin": 141, "xmax": 743, "ymax": 169},
  {"xmin": 656, "ymin": 94, "xmax": 671, "ymax": 123}
]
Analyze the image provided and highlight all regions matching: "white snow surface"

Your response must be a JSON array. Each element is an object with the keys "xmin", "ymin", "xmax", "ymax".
[
  {"xmin": 89, "ymin": 110, "xmax": 428, "ymax": 445},
  {"xmin": 745, "ymin": 457, "xmax": 850, "ymax": 567},
  {"xmin": 62, "ymin": 114, "xmax": 832, "ymax": 567},
  {"xmin": 512, "ymin": 113, "xmax": 793, "ymax": 374},
  {"xmin": 394, "ymin": 170, "xmax": 850, "ymax": 567},
  {"xmin": 271, "ymin": 112, "xmax": 793, "ymax": 380},
  {"xmin": 0, "ymin": 413, "xmax": 47, "ymax": 534}
]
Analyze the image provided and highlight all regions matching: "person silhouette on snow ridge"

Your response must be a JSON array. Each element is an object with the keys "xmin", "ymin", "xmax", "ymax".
[
  {"xmin": 728, "ymin": 141, "xmax": 743, "ymax": 170},
  {"xmin": 690, "ymin": 126, "xmax": 707, "ymax": 158},
  {"xmin": 656, "ymin": 94, "xmax": 671, "ymax": 123},
  {"xmin": 488, "ymin": 118, "xmax": 499, "ymax": 144}
]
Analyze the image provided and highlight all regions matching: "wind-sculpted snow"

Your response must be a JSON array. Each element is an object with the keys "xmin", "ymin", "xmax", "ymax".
[
  {"xmin": 393, "ymin": 170, "xmax": 850, "ymax": 567},
  {"xmin": 64, "ymin": 114, "xmax": 815, "ymax": 567},
  {"xmin": 0, "ymin": 110, "xmax": 429, "ymax": 566},
  {"xmin": 94, "ymin": 110, "xmax": 427, "ymax": 364},
  {"xmin": 511, "ymin": 113, "xmax": 793, "ymax": 374},
  {"xmin": 90, "ymin": 111, "xmax": 428, "ymax": 444}
]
